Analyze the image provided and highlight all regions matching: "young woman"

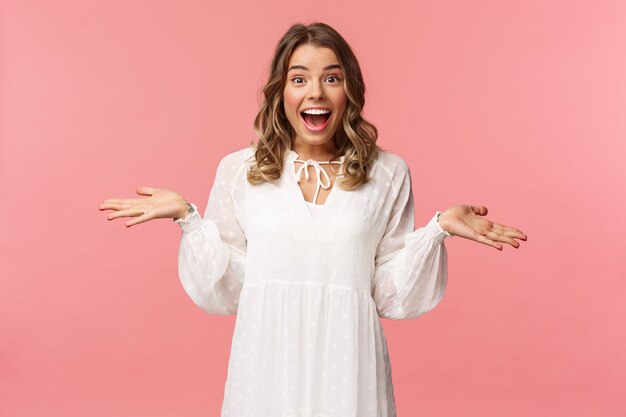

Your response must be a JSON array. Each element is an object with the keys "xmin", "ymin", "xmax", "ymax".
[{"xmin": 101, "ymin": 22, "xmax": 526, "ymax": 417}]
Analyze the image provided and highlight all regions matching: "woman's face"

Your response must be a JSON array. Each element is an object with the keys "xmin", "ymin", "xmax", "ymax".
[{"xmin": 283, "ymin": 43, "xmax": 347, "ymax": 151}]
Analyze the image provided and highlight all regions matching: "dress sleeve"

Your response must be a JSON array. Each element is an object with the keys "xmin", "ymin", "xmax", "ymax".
[
  {"xmin": 174, "ymin": 154, "xmax": 247, "ymax": 315},
  {"xmin": 371, "ymin": 160, "xmax": 452, "ymax": 320}
]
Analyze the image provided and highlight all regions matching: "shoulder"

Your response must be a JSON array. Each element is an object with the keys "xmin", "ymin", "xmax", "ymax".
[
  {"xmin": 373, "ymin": 149, "xmax": 411, "ymax": 183},
  {"xmin": 218, "ymin": 144, "xmax": 256, "ymax": 170},
  {"xmin": 216, "ymin": 145, "xmax": 256, "ymax": 176},
  {"xmin": 214, "ymin": 145, "xmax": 256, "ymax": 191}
]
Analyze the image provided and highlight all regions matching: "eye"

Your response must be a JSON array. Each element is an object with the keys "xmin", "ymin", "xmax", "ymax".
[
  {"xmin": 326, "ymin": 75, "xmax": 341, "ymax": 83},
  {"xmin": 292, "ymin": 76, "xmax": 305, "ymax": 84}
]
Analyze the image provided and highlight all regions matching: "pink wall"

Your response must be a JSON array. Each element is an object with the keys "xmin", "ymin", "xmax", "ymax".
[{"xmin": 1, "ymin": 0, "xmax": 625, "ymax": 416}]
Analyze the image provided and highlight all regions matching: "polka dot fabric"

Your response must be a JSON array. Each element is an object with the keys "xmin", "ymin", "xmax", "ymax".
[{"xmin": 175, "ymin": 146, "xmax": 451, "ymax": 417}]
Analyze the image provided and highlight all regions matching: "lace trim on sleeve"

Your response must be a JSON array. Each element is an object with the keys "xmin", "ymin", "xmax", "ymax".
[
  {"xmin": 426, "ymin": 211, "xmax": 453, "ymax": 242},
  {"xmin": 173, "ymin": 203, "xmax": 203, "ymax": 233}
]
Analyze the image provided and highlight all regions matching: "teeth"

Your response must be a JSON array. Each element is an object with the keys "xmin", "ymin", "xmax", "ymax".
[{"xmin": 302, "ymin": 109, "xmax": 330, "ymax": 115}]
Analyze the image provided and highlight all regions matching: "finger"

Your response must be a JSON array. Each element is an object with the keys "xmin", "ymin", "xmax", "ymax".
[
  {"xmin": 474, "ymin": 233, "xmax": 503, "ymax": 250},
  {"xmin": 486, "ymin": 230, "xmax": 519, "ymax": 249},
  {"xmin": 100, "ymin": 201, "xmax": 132, "ymax": 211},
  {"xmin": 136, "ymin": 186, "xmax": 158, "ymax": 196},
  {"xmin": 491, "ymin": 223, "xmax": 527, "ymax": 241},
  {"xmin": 107, "ymin": 208, "xmax": 146, "ymax": 221},
  {"xmin": 101, "ymin": 198, "xmax": 136, "ymax": 206},
  {"xmin": 101, "ymin": 198, "xmax": 125, "ymax": 203},
  {"xmin": 126, "ymin": 213, "xmax": 152, "ymax": 227},
  {"xmin": 471, "ymin": 205, "xmax": 488, "ymax": 216},
  {"xmin": 509, "ymin": 226, "xmax": 527, "ymax": 240}
]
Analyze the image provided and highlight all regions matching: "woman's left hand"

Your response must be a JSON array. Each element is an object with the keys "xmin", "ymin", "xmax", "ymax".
[{"xmin": 437, "ymin": 205, "xmax": 527, "ymax": 250}]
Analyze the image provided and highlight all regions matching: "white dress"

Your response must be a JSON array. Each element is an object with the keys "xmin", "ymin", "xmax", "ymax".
[{"xmin": 175, "ymin": 145, "xmax": 452, "ymax": 417}]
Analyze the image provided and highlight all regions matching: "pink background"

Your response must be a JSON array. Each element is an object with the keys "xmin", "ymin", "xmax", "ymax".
[{"xmin": 1, "ymin": 1, "xmax": 625, "ymax": 416}]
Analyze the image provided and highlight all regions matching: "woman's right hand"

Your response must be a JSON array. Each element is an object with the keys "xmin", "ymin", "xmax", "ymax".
[{"xmin": 100, "ymin": 186, "xmax": 190, "ymax": 228}]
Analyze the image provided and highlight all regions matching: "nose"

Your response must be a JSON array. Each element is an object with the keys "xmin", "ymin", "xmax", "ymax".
[{"xmin": 307, "ymin": 79, "xmax": 325, "ymax": 100}]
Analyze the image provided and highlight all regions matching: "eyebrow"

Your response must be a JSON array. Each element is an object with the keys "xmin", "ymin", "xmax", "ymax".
[{"xmin": 287, "ymin": 64, "xmax": 342, "ymax": 72}]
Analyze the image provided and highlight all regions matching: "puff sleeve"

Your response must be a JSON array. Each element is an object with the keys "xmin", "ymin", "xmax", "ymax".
[
  {"xmin": 174, "ymin": 154, "xmax": 247, "ymax": 315},
  {"xmin": 371, "ymin": 160, "xmax": 452, "ymax": 320}
]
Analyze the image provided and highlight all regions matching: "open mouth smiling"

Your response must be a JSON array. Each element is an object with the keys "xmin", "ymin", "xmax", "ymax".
[{"xmin": 300, "ymin": 108, "xmax": 332, "ymax": 131}]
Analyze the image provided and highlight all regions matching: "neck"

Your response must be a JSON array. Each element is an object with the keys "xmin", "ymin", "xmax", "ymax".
[{"xmin": 292, "ymin": 140, "xmax": 340, "ymax": 161}]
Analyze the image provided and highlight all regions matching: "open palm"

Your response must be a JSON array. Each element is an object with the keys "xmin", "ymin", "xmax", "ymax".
[
  {"xmin": 100, "ymin": 186, "xmax": 188, "ymax": 227},
  {"xmin": 438, "ymin": 205, "xmax": 527, "ymax": 250}
]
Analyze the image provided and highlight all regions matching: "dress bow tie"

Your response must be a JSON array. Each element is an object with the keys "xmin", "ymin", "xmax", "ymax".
[{"xmin": 294, "ymin": 158, "xmax": 342, "ymax": 205}]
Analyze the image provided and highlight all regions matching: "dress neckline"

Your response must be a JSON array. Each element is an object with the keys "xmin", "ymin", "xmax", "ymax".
[{"xmin": 286, "ymin": 149, "xmax": 345, "ymax": 209}]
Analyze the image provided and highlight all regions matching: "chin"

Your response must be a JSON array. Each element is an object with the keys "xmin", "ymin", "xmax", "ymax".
[{"xmin": 299, "ymin": 133, "xmax": 336, "ymax": 146}]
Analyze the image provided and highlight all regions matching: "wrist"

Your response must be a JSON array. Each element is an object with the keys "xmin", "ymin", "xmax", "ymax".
[
  {"xmin": 436, "ymin": 211, "xmax": 453, "ymax": 236},
  {"xmin": 173, "ymin": 200, "xmax": 195, "ymax": 221}
]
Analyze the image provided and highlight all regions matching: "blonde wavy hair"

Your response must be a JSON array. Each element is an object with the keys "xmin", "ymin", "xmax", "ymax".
[{"xmin": 247, "ymin": 22, "xmax": 381, "ymax": 190}]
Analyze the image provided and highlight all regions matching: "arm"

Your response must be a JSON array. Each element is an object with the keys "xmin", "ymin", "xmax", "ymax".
[
  {"xmin": 174, "ymin": 155, "xmax": 247, "ymax": 315},
  {"xmin": 371, "ymin": 161, "xmax": 452, "ymax": 320}
]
